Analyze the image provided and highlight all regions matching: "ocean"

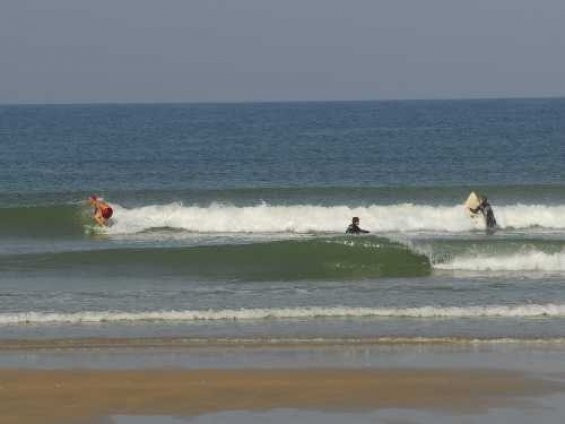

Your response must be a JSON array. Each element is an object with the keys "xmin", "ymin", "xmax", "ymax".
[{"xmin": 1, "ymin": 98, "xmax": 564, "ymax": 342}]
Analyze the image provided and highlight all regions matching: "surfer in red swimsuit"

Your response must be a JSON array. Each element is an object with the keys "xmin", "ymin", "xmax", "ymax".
[{"xmin": 88, "ymin": 195, "xmax": 113, "ymax": 226}]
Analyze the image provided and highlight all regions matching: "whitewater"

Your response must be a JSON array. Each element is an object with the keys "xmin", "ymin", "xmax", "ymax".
[
  {"xmin": 434, "ymin": 249, "xmax": 565, "ymax": 272},
  {"xmin": 103, "ymin": 202, "xmax": 565, "ymax": 235}
]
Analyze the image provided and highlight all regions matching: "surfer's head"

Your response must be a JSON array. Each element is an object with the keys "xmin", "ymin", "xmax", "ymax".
[
  {"xmin": 352, "ymin": 217, "xmax": 360, "ymax": 224},
  {"xmin": 88, "ymin": 195, "xmax": 98, "ymax": 205}
]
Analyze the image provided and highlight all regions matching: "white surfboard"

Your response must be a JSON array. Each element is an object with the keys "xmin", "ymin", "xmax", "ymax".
[
  {"xmin": 84, "ymin": 221, "xmax": 112, "ymax": 236},
  {"xmin": 464, "ymin": 191, "xmax": 481, "ymax": 210},
  {"xmin": 84, "ymin": 224, "xmax": 103, "ymax": 235},
  {"xmin": 464, "ymin": 191, "xmax": 483, "ymax": 224}
]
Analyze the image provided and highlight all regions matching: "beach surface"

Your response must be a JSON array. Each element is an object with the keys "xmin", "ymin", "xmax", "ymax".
[{"xmin": 1, "ymin": 367, "xmax": 557, "ymax": 424}]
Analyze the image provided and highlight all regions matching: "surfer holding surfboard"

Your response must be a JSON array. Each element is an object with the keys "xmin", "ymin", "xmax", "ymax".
[
  {"xmin": 88, "ymin": 195, "xmax": 113, "ymax": 227},
  {"xmin": 465, "ymin": 192, "xmax": 497, "ymax": 232}
]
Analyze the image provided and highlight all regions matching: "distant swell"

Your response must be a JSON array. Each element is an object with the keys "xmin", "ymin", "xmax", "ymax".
[{"xmin": 2, "ymin": 304, "xmax": 565, "ymax": 325}]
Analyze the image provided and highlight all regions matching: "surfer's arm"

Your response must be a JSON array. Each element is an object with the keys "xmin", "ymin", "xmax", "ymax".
[
  {"xmin": 346, "ymin": 225, "xmax": 369, "ymax": 234},
  {"xmin": 94, "ymin": 216, "xmax": 106, "ymax": 226},
  {"xmin": 93, "ymin": 211, "xmax": 106, "ymax": 226}
]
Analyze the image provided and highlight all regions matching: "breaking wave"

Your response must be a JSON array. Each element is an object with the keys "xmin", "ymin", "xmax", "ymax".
[
  {"xmin": 2, "ymin": 202, "xmax": 565, "ymax": 238},
  {"xmin": 434, "ymin": 250, "xmax": 565, "ymax": 272},
  {"xmin": 103, "ymin": 203, "xmax": 565, "ymax": 234},
  {"xmin": 104, "ymin": 202, "xmax": 565, "ymax": 234}
]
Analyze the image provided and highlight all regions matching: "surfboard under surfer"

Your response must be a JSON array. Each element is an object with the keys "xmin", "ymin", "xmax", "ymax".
[
  {"xmin": 345, "ymin": 217, "xmax": 370, "ymax": 234},
  {"xmin": 88, "ymin": 195, "xmax": 113, "ymax": 226}
]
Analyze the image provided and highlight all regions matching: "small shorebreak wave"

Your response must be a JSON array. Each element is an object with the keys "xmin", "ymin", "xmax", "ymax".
[{"xmin": 3, "ymin": 303, "xmax": 565, "ymax": 325}]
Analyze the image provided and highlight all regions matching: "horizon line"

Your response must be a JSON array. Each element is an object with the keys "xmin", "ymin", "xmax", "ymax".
[{"xmin": 1, "ymin": 94, "xmax": 565, "ymax": 107}]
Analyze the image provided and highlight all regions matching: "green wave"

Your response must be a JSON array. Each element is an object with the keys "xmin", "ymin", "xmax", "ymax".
[
  {"xmin": 0, "ymin": 205, "xmax": 86, "ymax": 238},
  {"xmin": 0, "ymin": 237, "xmax": 431, "ymax": 280}
]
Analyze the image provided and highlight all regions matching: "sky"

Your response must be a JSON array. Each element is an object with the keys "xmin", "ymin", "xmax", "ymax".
[{"xmin": 1, "ymin": 0, "xmax": 565, "ymax": 104}]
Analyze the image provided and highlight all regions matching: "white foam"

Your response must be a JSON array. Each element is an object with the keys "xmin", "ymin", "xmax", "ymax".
[
  {"xmin": 435, "ymin": 250, "xmax": 565, "ymax": 272},
  {"xmin": 103, "ymin": 202, "xmax": 565, "ymax": 235},
  {"xmin": 3, "ymin": 304, "xmax": 565, "ymax": 325},
  {"xmin": 495, "ymin": 204, "xmax": 565, "ymax": 229}
]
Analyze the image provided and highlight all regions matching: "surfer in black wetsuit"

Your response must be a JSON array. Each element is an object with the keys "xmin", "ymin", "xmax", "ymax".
[
  {"xmin": 470, "ymin": 197, "xmax": 497, "ymax": 232},
  {"xmin": 346, "ymin": 217, "xmax": 370, "ymax": 234}
]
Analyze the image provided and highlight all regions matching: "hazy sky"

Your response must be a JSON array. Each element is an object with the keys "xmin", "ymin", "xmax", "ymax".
[{"xmin": 2, "ymin": 0, "xmax": 565, "ymax": 103}]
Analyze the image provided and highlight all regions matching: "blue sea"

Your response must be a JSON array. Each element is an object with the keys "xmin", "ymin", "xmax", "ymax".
[{"xmin": 1, "ymin": 98, "xmax": 564, "ymax": 342}]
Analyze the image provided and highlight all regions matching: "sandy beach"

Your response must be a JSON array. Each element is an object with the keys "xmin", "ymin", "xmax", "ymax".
[{"xmin": 0, "ymin": 367, "xmax": 559, "ymax": 424}]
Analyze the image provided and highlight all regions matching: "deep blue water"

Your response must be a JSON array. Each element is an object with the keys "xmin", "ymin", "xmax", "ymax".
[{"xmin": 1, "ymin": 99, "xmax": 563, "ymax": 201}]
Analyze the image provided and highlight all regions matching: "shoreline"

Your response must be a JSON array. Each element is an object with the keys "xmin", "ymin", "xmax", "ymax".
[
  {"xmin": 1, "ymin": 368, "xmax": 559, "ymax": 424},
  {"xmin": 2, "ymin": 336, "xmax": 565, "ymax": 351}
]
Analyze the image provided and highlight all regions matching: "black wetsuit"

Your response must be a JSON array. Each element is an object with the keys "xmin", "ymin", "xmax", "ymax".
[
  {"xmin": 346, "ymin": 224, "xmax": 370, "ymax": 234},
  {"xmin": 471, "ymin": 202, "xmax": 497, "ymax": 229}
]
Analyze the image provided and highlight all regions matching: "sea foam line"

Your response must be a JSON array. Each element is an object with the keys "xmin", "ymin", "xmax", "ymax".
[{"xmin": 3, "ymin": 304, "xmax": 565, "ymax": 325}]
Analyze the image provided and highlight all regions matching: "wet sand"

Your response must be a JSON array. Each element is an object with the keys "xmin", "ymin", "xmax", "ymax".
[
  {"xmin": 0, "ymin": 336, "xmax": 488, "ymax": 350},
  {"xmin": 0, "ymin": 368, "xmax": 558, "ymax": 424},
  {"xmin": 2, "ymin": 336, "xmax": 565, "ymax": 351}
]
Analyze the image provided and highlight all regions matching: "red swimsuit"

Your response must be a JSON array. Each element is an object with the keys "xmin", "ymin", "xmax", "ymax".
[{"xmin": 101, "ymin": 206, "xmax": 113, "ymax": 219}]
